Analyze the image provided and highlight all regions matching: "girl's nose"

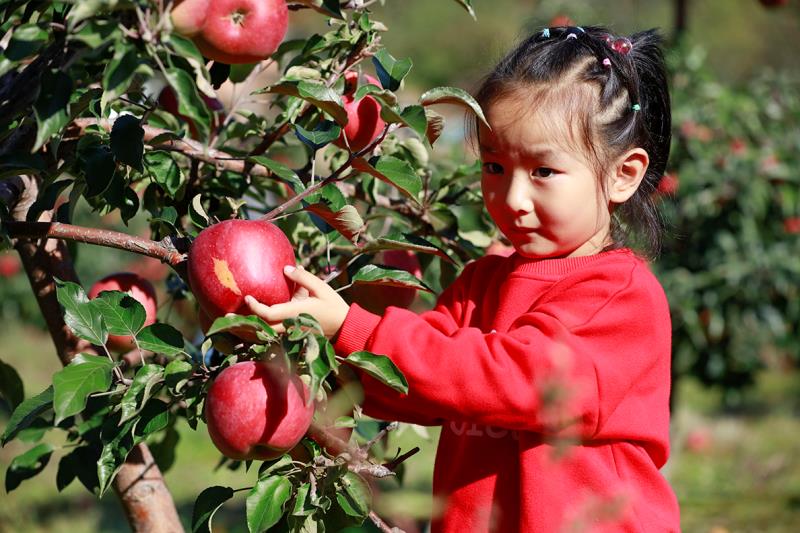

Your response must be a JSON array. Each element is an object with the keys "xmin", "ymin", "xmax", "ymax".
[{"xmin": 505, "ymin": 172, "xmax": 534, "ymax": 214}]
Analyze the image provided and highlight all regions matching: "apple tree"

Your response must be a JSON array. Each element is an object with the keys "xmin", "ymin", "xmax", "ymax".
[{"xmin": 0, "ymin": 0, "xmax": 495, "ymax": 531}]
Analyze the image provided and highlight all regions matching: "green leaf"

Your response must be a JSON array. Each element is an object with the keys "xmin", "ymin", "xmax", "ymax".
[
  {"xmin": 419, "ymin": 86, "xmax": 489, "ymax": 128},
  {"xmin": 372, "ymin": 49, "xmax": 413, "ymax": 92},
  {"xmin": 165, "ymin": 69, "xmax": 211, "ymax": 138},
  {"xmin": 0, "ymin": 359, "xmax": 24, "ymax": 410},
  {"xmin": 262, "ymin": 81, "xmax": 346, "ymax": 125},
  {"xmin": 304, "ymin": 203, "xmax": 363, "ymax": 243},
  {"xmin": 206, "ymin": 315, "xmax": 276, "ymax": 343},
  {"xmin": 101, "ymin": 46, "xmax": 140, "ymax": 111},
  {"xmin": 82, "ymin": 145, "xmax": 118, "ymax": 199},
  {"xmin": 304, "ymin": 335, "xmax": 329, "ymax": 404},
  {"xmin": 294, "ymin": 120, "xmax": 341, "ymax": 152},
  {"xmin": 97, "ymin": 414, "xmax": 137, "ymax": 495},
  {"xmin": 33, "ymin": 70, "xmax": 73, "ymax": 152},
  {"xmin": 55, "ymin": 279, "xmax": 108, "ymax": 346},
  {"xmin": 399, "ymin": 105, "xmax": 428, "ymax": 139},
  {"xmin": 135, "ymin": 398, "xmax": 171, "ymax": 437},
  {"xmin": 4, "ymin": 24, "xmax": 48, "ymax": 62},
  {"xmin": 189, "ymin": 194, "xmax": 211, "ymax": 229},
  {"xmin": 249, "ymin": 156, "xmax": 305, "ymax": 193},
  {"xmin": 164, "ymin": 360, "xmax": 193, "ymax": 390},
  {"xmin": 1, "ymin": 386, "xmax": 53, "ymax": 446},
  {"xmin": 136, "ymin": 323, "xmax": 186, "ymax": 356},
  {"xmin": 452, "ymin": 0, "xmax": 477, "ymax": 20},
  {"xmin": 292, "ymin": 482, "xmax": 314, "ymax": 516},
  {"xmin": 361, "ymin": 232, "xmax": 452, "ymax": 261},
  {"xmin": 120, "ymin": 364, "xmax": 164, "ymax": 423},
  {"xmin": 110, "ymin": 115, "xmax": 145, "ymax": 172},
  {"xmin": 145, "ymin": 151, "xmax": 184, "ymax": 198},
  {"xmin": 5, "ymin": 443, "xmax": 54, "ymax": 492},
  {"xmin": 346, "ymin": 351, "xmax": 408, "ymax": 394},
  {"xmin": 246, "ymin": 475, "xmax": 292, "ymax": 533},
  {"xmin": 357, "ymin": 155, "xmax": 421, "ymax": 200},
  {"xmin": 351, "ymin": 264, "xmax": 431, "ymax": 292},
  {"xmin": 192, "ymin": 486, "xmax": 235, "ymax": 533},
  {"xmin": 149, "ymin": 425, "xmax": 180, "ymax": 472},
  {"xmin": 90, "ymin": 290, "xmax": 146, "ymax": 338},
  {"xmin": 52, "ymin": 354, "xmax": 115, "ymax": 424},
  {"xmin": 336, "ymin": 472, "xmax": 371, "ymax": 518}
]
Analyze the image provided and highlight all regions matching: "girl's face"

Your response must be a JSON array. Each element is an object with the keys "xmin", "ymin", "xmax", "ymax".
[{"xmin": 479, "ymin": 97, "xmax": 613, "ymax": 259}]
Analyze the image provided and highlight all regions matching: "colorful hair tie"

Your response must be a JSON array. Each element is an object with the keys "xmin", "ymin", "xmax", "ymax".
[
  {"xmin": 632, "ymin": 103, "xmax": 641, "ymax": 111},
  {"xmin": 602, "ymin": 58, "xmax": 611, "ymax": 67},
  {"xmin": 542, "ymin": 28, "xmax": 550, "ymax": 38},
  {"xmin": 612, "ymin": 37, "xmax": 633, "ymax": 55}
]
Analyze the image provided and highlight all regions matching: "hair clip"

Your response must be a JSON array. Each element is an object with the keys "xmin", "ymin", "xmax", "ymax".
[
  {"xmin": 542, "ymin": 28, "xmax": 550, "ymax": 38},
  {"xmin": 567, "ymin": 33, "xmax": 578, "ymax": 40},
  {"xmin": 632, "ymin": 104, "xmax": 641, "ymax": 111},
  {"xmin": 602, "ymin": 58, "xmax": 611, "ymax": 67},
  {"xmin": 576, "ymin": 26, "xmax": 586, "ymax": 33},
  {"xmin": 611, "ymin": 37, "xmax": 633, "ymax": 55}
]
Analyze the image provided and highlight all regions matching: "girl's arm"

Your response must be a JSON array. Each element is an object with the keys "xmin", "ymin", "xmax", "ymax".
[{"xmin": 333, "ymin": 266, "xmax": 672, "ymax": 445}]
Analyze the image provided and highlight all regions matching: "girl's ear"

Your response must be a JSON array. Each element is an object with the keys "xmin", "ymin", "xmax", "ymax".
[{"xmin": 608, "ymin": 148, "xmax": 649, "ymax": 204}]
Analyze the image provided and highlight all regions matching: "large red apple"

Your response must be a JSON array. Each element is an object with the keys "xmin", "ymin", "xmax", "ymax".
[
  {"xmin": 188, "ymin": 219, "xmax": 296, "ymax": 320},
  {"xmin": 158, "ymin": 86, "xmax": 224, "ymax": 138},
  {"xmin": 171, "ymin": 0, "xmax": 289, "ymax": 65},
  {"xmin": 205, "ymin": 360, "xmax": 314, "ymax": 460},
  {"xmin": 334, "ymin": 71, "xmax": 386, "ymax": 153},
  {"xmin": 88, "ymin": 272, "xmax": 158, "ymax": 353},
  {"xmin": 347, "ymin": 249, "xmax": 422, "ymax": 315}
]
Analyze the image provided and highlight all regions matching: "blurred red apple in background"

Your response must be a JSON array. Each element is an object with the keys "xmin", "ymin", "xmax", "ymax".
[
  {"xmin": 205, "ymin": 360, "xmax": 314, "ymax": 460},
  {"xmin": 88, "ymin": 272, "xmax": 158, "ymax": 353},
  {"xmin": 0, "ymin": 252, "xmax": 21, "ymax": 278}
]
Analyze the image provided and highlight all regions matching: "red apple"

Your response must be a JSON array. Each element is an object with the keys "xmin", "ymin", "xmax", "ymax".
[
  {"xmin": 685, "ymin": 427, "xmax": 713, "ymax": 453},
  {"xmin": 334, "ymin": 71, "xmax": 386, "ymax": 153},
  {"xmin": 0, "ymin": 252, "xmax": 21, "ymax": 278},
  {"xmin": 347, "ymin": 249, "xmax": 422, "ymax": 315},
  {"xmin": 88, "ymin": 273, "xmax": 158, "ymax": 353},
  {"xmin": 158, "ymin": 86, "xmax": 224, "ymax": 138},
  {"xmin": 205, "ymin": 360, "xmax": 314, "ymax": 460},
  {"xmin": 657, "ymin": 173, "xmax": 679, "ymax": 195},
  {"xmin": 171, "ymin": 0, "xmax": 289, "ymax": 65},
  {"xmin": 187, "ymin": 219, "xmax": 296, "ymax": 320}
]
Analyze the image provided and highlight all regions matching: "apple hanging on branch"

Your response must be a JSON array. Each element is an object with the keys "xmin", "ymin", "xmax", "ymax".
[
  {"xmin": 205, "ymin": 360, "xmax": 315, "ymax": 460},
  {"xmin": 171, "ymin": 0, "xmax": 290, "ymax": 64},
  {"xmin": 335, "ymin": 71, "xmax": 387, "ymax": 153}
]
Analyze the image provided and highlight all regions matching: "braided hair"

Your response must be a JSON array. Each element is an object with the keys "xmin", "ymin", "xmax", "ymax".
[{"xmin": 470, "ymin": 26, "xmax": 672, "ymax": 256}]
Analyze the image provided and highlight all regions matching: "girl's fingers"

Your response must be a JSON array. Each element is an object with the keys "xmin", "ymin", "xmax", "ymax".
[
  {"xmin": 284, "ymin": 265, "xmax": 330, "ymax": 296},
  {"xmin": 244, "ymin": 295, "xmax": 270, "ymax": 317}
]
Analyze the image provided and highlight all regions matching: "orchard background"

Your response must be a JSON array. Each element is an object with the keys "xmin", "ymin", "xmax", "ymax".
[{"xmin": 1, "ymin": 0, "xmax": 800, "ymax": 532}]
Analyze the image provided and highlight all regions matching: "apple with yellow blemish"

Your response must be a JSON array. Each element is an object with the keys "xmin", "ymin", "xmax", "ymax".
[{"xmin": 187, "ymin": 219, "xmax": 295, "ymax": 321}]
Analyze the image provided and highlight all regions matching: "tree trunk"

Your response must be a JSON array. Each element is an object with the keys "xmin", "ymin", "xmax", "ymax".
[{"xmin": 3, "ymin": 175, "xmax": 185, "ymax": 533}]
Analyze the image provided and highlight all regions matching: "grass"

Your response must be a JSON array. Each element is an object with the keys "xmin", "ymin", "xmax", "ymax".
[{"xmin": 2, "ymin": 321, "xmax": 800, "ymax": 532}]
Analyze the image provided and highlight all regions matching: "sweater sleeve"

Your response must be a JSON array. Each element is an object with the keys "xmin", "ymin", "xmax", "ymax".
[{"xmin": 334, "ymin": 260, "xmax": 672, "ymax": 440}]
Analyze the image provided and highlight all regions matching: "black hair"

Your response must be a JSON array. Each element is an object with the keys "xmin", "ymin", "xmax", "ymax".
[{"xmin": 470, "ymin": 25, "xmax": 672, "ymax": 256}]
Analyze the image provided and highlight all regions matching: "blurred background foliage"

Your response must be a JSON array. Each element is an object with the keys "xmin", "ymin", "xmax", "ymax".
[{"xmin": 2, "ymin": 0, "xmax": 800, "ymax": 531}]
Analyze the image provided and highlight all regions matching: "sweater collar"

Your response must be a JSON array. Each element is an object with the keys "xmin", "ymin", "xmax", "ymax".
[{"xmin": 509, "ymin": 247, "xmax": 634, "ymax": 277}]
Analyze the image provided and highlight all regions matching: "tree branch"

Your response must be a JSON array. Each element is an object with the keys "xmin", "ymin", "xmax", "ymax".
[{"xmin": 4, "ymin": 220, "xmax": 187, "ymax": 266}]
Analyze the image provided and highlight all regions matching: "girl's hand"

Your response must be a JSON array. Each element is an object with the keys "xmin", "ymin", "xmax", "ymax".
[{"xmin": 243, "ymin": 265, "xmax": 350, "ymax": 338}]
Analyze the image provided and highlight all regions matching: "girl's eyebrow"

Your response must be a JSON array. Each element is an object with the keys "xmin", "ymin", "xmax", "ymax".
[{"xmin": 479, "ymin": 144, "xmax": 557, "ymax": 160}]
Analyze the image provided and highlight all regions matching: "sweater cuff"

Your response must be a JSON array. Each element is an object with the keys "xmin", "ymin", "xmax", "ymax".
[{"xmin": 333, "ymin": 303, "xmax": 382, "ymax": 355}]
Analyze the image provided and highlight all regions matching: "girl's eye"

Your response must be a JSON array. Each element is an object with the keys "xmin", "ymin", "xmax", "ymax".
[
  {"xmin": 482, "ymin": 162, "xmax": 504, "ymax": 175},
  {"xmin": 531, "ymin": 167, "xmax": 555, "ymax": 179}
]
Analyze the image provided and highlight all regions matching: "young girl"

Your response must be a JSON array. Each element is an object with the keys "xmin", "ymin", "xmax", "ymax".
[{"xmin": 246, "ymin": 25, "xmax": 680, "ymax": 532}]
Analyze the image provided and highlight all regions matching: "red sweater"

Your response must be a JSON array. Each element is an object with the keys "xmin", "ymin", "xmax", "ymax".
[{"xmin": 334, "ymin": 248, "xmax": 680, "ymax": 532}]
